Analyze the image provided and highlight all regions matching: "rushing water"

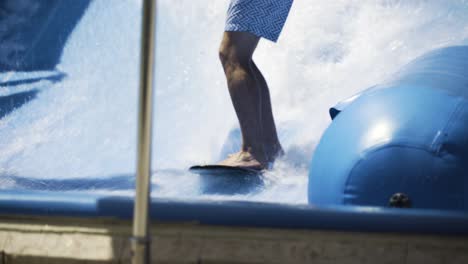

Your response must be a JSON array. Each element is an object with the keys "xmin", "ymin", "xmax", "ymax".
[{"xmin": 1, "ymin": 0, "xmax": 468, "ymax": 203}]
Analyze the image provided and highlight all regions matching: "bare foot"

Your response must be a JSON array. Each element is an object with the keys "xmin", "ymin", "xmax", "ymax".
[{"xmin": 218, "ymin": 151, "xmax": 264, "ymax": 170}]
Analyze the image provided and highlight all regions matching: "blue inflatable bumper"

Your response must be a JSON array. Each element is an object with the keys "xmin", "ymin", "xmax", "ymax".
[
  {"xmin": 309, "ymin": 46, "xmax": 468, "ymax": 210},
  {"xmin": 1, "ymin": 190, "xmax": 468, "ymax": 235}
]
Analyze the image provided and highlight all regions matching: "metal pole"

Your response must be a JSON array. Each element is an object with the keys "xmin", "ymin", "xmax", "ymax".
[{"xmin": 132, "ymin": 0, "xmax": 156, "ymax": 263}]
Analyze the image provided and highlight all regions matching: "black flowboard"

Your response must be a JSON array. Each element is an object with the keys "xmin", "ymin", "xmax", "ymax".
[
  {"xmin": 189, "ymin": 165, "xmax": 264, "ymax": 195},
  {"xmin": 189, "ymin": 165, "xmax": 262, "ymax": 176}
]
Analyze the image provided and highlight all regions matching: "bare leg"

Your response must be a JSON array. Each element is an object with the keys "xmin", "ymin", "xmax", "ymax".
[
  {"xmin": 218, "ymin": 31, "xmax": 282, "ymax": 169},
  {"xmin": 251, "ymin": 61, "xmax": 284, "ymax": 162},
  {"xmin": 218, "ymin": 32, "xmax": 265, "ymax": 169}
]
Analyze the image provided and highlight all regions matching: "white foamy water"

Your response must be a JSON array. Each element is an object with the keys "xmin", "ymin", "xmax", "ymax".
[{"xmin": 1, "ymin": 0, "xmax": 468, "ymax": 204}]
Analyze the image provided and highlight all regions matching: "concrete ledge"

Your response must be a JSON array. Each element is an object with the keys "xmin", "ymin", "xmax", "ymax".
[{"xmin": 1, "ymin": 215, "xmax": 468, "ymax": 264}]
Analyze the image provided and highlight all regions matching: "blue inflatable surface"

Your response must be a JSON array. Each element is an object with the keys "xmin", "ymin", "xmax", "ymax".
[{"xmin": 309, "ymin": 46, "xmax": 468, "ymax": 210}]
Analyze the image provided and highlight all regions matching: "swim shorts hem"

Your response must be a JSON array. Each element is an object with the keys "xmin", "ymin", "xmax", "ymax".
[
  {"xmin": 224, "ymin": 0, "xmax": 293, "ymax": 43},
  {"xmin": 225, "ymin": 24, "xmax": 278, "ymax": 42}
]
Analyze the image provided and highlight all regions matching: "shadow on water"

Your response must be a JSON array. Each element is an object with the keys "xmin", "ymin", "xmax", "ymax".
[
  {"xmin": 0, "ymin": 71, "xmax": 68, "ymax": 119},
  {"xmin": 0, "ymin": 0, "xmax": 91, "ymax": 72},
  {"xmin": 0, "ymin": 89, "xmax": 39, "ymax": 119},
  {"xmin": 200, "ymin": 174, "xmax": 264, "ymax": 195},
  {"xmin": 0, "ymin": 72, "xmax": 66, "ymax": 87},
  {"xmin": 0, "ymin": 0, "xmax": 90, "ymax": 118},
  {"xmin": 0, "ymin": 72, "xmax": 67, "ymax": 119},
  {"xmin": 1, "ymin": 174, "xmax": 135, "ymax": 191},
  {"xmin": 1, "ymin": 169, "xmax": 265, "ymax": 195}
]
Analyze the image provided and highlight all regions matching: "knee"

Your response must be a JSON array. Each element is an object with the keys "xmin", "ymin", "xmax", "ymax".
[{"xmin": 218, "ymin": 42, "xmax": 250, "ymax": 71}]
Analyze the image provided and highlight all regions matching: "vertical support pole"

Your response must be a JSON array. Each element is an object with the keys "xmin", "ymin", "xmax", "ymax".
[{"xmin": 132, "ymin": 0, "xmax": 156, "ymax": 263}]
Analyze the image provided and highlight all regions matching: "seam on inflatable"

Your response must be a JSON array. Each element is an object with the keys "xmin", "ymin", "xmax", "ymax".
[{"xmin": 343, "ymin": 143, "xmax": 436, "ymax": 205}]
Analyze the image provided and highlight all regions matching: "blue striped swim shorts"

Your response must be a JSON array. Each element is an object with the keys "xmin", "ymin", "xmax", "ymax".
[{"xmin": 225, "ymin": 0, "xmax": 293, "ymax": 42}]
